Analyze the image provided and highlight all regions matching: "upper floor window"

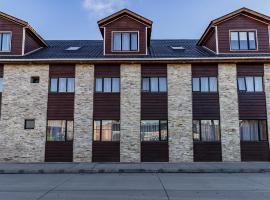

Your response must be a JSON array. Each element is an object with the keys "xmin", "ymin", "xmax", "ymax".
[
  {"xmin": 230, "ymin": 31, "xmax": 257, "ymax": 50},
  {"xmin": 240, "ymin": 120, "xmax": 267, "ymax": 141},
  {"xmin": 192, "ymin": 77, "xmax": 217, "ymax": 92},
  {"xmin": 142, "ymin": 77, "xmax": 167, "ymax": 92},
  {"xmin": 0, "ymin": 32, "xmax": 11, "ymax": 52},
  {"xmin": 0, "ymin": 77, "xmax": 3, "ymax": 92},
  {"xmin": 94, "ymin": 120, "xmax": 120, "ymax": 141},
  {"xmin": 237, "ymin": 76, "xmax": 263, "ymax": 92},
  {"xmin": 141, "ymin": 120, "xmax": 168, "ymax": 141},
  {"xmin": 193, "ymin": 120, "xmax": 220, "ymax": 142},
  {"xmin": 113, "ymin": 32, "xmax": 138, "ymax": 51},
  {"xmin": 50, "ymin": 78, "xmax": 75, "ymax": 93},
  {"xmin": 95, "ymin": 77, "xmax": 120, "ymax": 93},
  {"xmin": 46, "ymin": 120, "xmax": 74, "ymax": 142}
]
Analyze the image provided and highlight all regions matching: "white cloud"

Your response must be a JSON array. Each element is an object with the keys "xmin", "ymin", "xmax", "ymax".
[{"xmin": 83, "ymin": 0, "xmax": 126, "ymax": 17}]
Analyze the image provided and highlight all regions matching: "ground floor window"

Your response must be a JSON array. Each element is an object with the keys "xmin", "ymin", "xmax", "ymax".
[
  {"xmin": 46, "ymin": 120, "xmax": 74, "ymax": 142},
  {"xmin": 93, "ymin": 120, "xmax": 120, "ymax": 141},
  {"xmin": 193, "ymin": 120, "xmax": 220, "ymax": 141},
  {"xmin": 141, "ymin": 120, "xmax": 168, "ymax": 141},
  {"xmin": 240, "ymin": 120, "xmax": 268, "ymax": 141}
]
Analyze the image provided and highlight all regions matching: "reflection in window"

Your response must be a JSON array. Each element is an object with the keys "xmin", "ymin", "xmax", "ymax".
[
  {"xmin": 230, "ymin": 31, "xmax": 257, "ymax": 50},
  {"xmin": 193, "ymin": 120, "xmax": 220, "ymax": 142},
  {"xmin": 240, "ymin": 120, "xmax": 268, "ymax": 141},
  {"xmin": 94, "ymin": 120, "xmax": 120, "ymax": 141},
  {"xmin": 142, "ymin": 77, "xmax": 167, "ymax": 92},
  {"xmin": 0, "ymin": 78, "xmax": 3, "ymax": 92},
  {"xmin": 0, "ymin": 33, "xmax": 11, "ymax": 52},
  {"xmin": 95, "ymin": 77, "xmax": 120, "ymax": 93},
  {"xmin": 141, "ymin": 120, "xmax": 168, "ymax": 141},
  {"xmin": 50, "ymin": 78, "xmax": 75, "ymax": 93},
  {"xmin": 237, "ymin": 76, "xmax": 263, "ymax": 92},
  {"xmin": 192, "ymin": 77, "xmax": 217, "ymax": 92},
  {"xmin": 46, "ymin": 120, "xmax": 74, "ymax": 142},
  {"xmin": 113, "ymin": 32, "xmax": 138, "ymax": 51}
]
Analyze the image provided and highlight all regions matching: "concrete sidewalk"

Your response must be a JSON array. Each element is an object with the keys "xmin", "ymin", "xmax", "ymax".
[{"xmin": 0, "ymin": 162, "xmax": 270, "ymax": 174}]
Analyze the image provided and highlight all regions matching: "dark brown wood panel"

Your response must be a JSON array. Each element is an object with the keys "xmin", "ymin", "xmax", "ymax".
[
  {"xmin": 49, "ymin": 65, "xmax": 75, "ymax": 77},
  {"xmin": 193, "ymin": 142, "xmax": 222, "ymax": 162},
  {"xmin": 218, "ymin": 14, "xmax": 270, "ymax": 53},
  {"xmin": 94, "ymin": 93, "xmax": 120, "ymax": 119},
  {"xmin": 95, "ymin": 64, "xmax": 120, "ymax": 77},
  {"xmin": 47, "ymin": 93, "xmax": 74, "ymax": 120},
  {"xmin": 24, "ymin": 30, "xmax": 43, "ymax": 54},
  {"xmin": 0, "ymin": 65, "xmax": 3, "ymax": 76},
  {"xmin": 237, "ymin": 64, "xmax": 264, "ymax": 76},
  {"xmin": 141, "ymin": 64, "xmax": 167, "ymax": 77},
  {"xmin": 238, "ymin": 93, "xmax": 267, "ymax": 119},
  {"xmin": 203, "ymin": 28, "xmax": 216, "ymax": 52},
  {"xmin": 141, "ymin": 141, "xmax": 168, "ymax": 162},
  {"xmin": 193, "ymin": 93, "xmax": 220, "ymax": 120},
  {"xmin": 192, "ymin": 64, "xmax": 218, "ymax": 77},
  {"xmin": 45, "ymin": 142, "xmax": 73, "ymax": 162},
  {"xmin": 241, "ymin": 141, "xmax": 270, "ymax": 161},
  {"xmin": 92, "ymin": 142, "xmax": 120, "ymax": 162},
  {"xmin": 141, "ymin": 93, "xmax": 168, "ymax": 120}
]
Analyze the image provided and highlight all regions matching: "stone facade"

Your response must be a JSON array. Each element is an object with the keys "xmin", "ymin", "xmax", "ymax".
[
  {"xmin": 0, "ymin": 64, "xmax": 49, "ymax": 162},
  {"xmin": 73, "ymin": 64, "xmax": 94, "ymax": 162},
  {"xmin": 218, "ymin": 64, "xmax": 241, "ymax": 162},
  {"xmin": 120, "ymin": 64, "xmax": 141, "ymax": 162},
  {"xmin": 264, "ymin": 64, "xmax": 270, "ymax": 147},
  {"xmin": 167, "ymin": 64, "xmax": 193, "ymax": 162}
]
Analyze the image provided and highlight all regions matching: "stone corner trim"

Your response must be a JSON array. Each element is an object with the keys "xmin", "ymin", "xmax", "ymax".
[
  {"xmin": 218, "ymin": 63, "xmax": 241, "ymax": 162},
  {"xmin": 167, "ymin": 64, "xmax": 193, "ymax": 162},
  {"xmin": 264, "ymin": 64, "xmax": 270, "ymax": 149}
]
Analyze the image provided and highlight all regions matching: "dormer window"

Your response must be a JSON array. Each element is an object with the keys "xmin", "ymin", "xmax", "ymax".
[
  {"xmin": 230, "ymin": 31, "xmax": 257, "ymax": 50},
  {"xmin": 112, "ymin": 32, "xmax": 138, "ymax": 52},
  {"xmin": 0, "ymin": 32, "xmax": 11, "ymax": 52}
]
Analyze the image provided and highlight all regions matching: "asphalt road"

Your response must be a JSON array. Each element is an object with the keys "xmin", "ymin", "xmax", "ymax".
[{"xmin": 0, "ymin": 173, "xmax": 270, "ymax": 200}]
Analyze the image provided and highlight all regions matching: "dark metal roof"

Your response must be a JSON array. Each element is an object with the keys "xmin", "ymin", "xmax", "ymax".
[{"xmin": 0, "ymin": 39, "xmax": 270, "ymax": 60}]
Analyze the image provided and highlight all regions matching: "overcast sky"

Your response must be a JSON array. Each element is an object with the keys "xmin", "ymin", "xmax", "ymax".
[{"xmin": 1, "ymin": 0, "xmax": 270, "ymax": 40}]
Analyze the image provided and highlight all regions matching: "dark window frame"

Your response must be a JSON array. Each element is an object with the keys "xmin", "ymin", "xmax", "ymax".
[
  {"xmin": 24, "ymin": 119, "xmax": 35, "ymax": 130},
  {"xmin": 192, "ymin": 76, "xmax": 218, "ymax": 93},
  {"xmin": 237, "ymin": 76, "xmax": 264, "ymax": 93},
  {"xmin": 49, "ymin": 77, "xmax": 75, "ymax": 93},
  {"xmin": 142, "ymin": 77, "xmax": 167, "ymax": 93},
  {"xmin": 140, "ymin": 119, "xmax": 168, "ymax": 142},
  {"xmin": 230, "ymin": 31, "xmax": 257, "ymax": 51},
  {"xmin": 46, "ymin": 120, "xmax": 74, "ymax": 142},
  {"xmin": 112, "ymin": 32, "xmax": 138, "ymax": 52},
  {"xmin": 93, "ymin": 120, "xmax": 121, "ymax": 142},
  {"xmin": 193, "ymin": 119, "xmax": 221, "ymax": 142},
  {"xmin": 95, "ymin": 77, "xmax": 120, "ymax": 93},
  {"xmin": 239, "ymin": 119, "xmax": 268, "ymax": 142},
  {"xmin": 0, "ymin": 32, "xmax": 11, "ymax": 52}
]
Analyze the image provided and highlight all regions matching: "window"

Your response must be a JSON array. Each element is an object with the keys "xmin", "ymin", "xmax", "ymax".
[
  {"xmin": 0, "ymin": 32, "xmax": 11, "ymax": 52},
  {"xmin": 46, "ymin": 120, "xmax": 74, "ymax": 142},
  {"xmin": 113, "ymin": 32, "xmax": 138, "ymax": 51},
  {"xmin": 0, "ymin": 78, "xmax": 3, "ymax": 92},
  {"xmin": 94, "ymin": 120, "xmax": 120, "ymax": 141},
  {"xmin": 65, "ymin": 47, "xmax": 81, "ymax": 51},
  {"xmin": 25, "ymin": 119, "xmax": 35, "ymax": 130},
  {"xmin": 192, "ymin": 77, "xmax": 217, "ymax": 92},
  {"xmin": 141, "ymin": 120, "xmax": 168, "ymax": 141},
  {"xmin": 230, "ymin": 31, "xmax": 257, "ymax": 50},
  {"xmin": 50, "ymin": 78, "xmax": 75, "ymax": 93},
  {"xmin": 193, "ymin": 120, "xmax": 220, "ymax": 141},
  {"xmin": 240, "ymin": 120, "xmax": 268, "ymax": 141},
  {"xmin": 95, "ymin": 77, "xmax": 120, "ymax": 93},
  {"xmin": 30, "ymin": 76, "xmax": 40, "ymax": 83},
  {"xmin": 142, "ymin": 77, "xmax": 167, "ymax": 92},
  {"xmin": 237, "ymin": 76, "xmax": 263, "ymax": 92}
]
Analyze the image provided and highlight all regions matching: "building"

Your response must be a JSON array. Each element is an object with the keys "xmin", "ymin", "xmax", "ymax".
[{"xmin": 0, "ymin": 7, "xmax": 269, "ymax": 163}]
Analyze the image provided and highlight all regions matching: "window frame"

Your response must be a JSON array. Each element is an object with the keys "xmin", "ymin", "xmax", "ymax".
[
  {"xmin": 0, "ymin": 32, "xmax": 12, "ymax": 52},
  {"xmin": 49, "ymin": 77, "xmax": 75, "ymax": 93},
  {"xmin": 46, "ymin": 120, "xmax": 74, "ymax": 142},
  {"xmin": 142, "ymin": 77, "xmax": 167, "ymax": 93},
  {"xmin": 140, "ymin": 120, "xmax": 168, "ymax": 142},
  {"xmin": 193, "ymin": 119, "xmax": 221, "ymax": 142},
  {"xmin": 192, "ymin": 76, "xmax": 218, "ymax": 93},
  {"xmin": 93, "ymin": 120, "xmax": 121, "ymax": 142},
  {"xmin": 24, "ymin": 119, "xmax": 35, "ymax": 130},
  {"xmin": 229, "ymin": 30, "xmax": 258, "ymax": 51},
  {"xmin": 95, "ymin": 77, "xmax": 120, "ymax": 93},
  {"xmin": 239, "ymin": 120, "xmax": 268, "ymax": 142},
  {"xmin": 237, "ymin": 76, "xmax": 264, "ymax": 93},
  {"xmin": 112, "ymin": 31, "xmax": 139, "ymax": 52}
]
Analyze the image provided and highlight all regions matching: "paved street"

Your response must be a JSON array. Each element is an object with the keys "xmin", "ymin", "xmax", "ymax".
[{"xmin": 0, "ymin": 173, "xmax": 270, "ymax": 200}]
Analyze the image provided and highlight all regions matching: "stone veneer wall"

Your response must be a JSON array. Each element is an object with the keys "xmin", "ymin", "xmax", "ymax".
[
  {"xmin": 0, "ymin": 64, "xmax": 49, "ymax": 162},
  {"xmin": 73, "ymin": 64, "xmax": 94, "ymax": 162},
  {"xmin": 167, "ymin": 64, "xmax": 193, "ymax": 162},
  {"xmin": 120, "ymin": 64, "xmax": 141, "ymax": 162},
  {"xmin": 218, "ymin": 64, "xmax": 241, "ymax": 161},
  {"xmin": 264, "ymin": 64, "xmax": 270, "ymax": 148}
]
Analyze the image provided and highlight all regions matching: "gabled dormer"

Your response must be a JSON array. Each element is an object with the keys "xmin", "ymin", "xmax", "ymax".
[
  {"xmin": 98, "ymin": 9, "xmax": 153, "ymax": 55},
  {"xmin": 198, "ymin": 7, "xmax": 270, "ymax": 54},
  {"xmin": 0, "ymin": 11, "xmax": 47, "ymax": 56}
]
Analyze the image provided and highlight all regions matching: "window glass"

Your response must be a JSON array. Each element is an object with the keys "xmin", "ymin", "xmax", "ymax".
[
  {"xmin": 238, "ymin": 77, "xmax": 246, "ymax": 91},
  {"xmin": 67, "ymin": 78, "xmax": 75, "ymax": 92},
  {"xmin": 112, "ymin": 78, "xmax": 120, "ymax": 92},
  {"xmin": 150, "ymin": 77, "xmax": 159, "ymax": 92},
  {"xmin": 200, "ymin": 77, "xmax": 209, "ymax": 92},
  {"xmin": 248, "ymin": 32, "xmax": 256, "ymax": 49},
  {"xmin": 93, "ymin": 120, "xmax": 101, "ymax": 141},
  {"xmin": 101, "ymin": 120, "xmax": 112, "ymax": 141},
  {"xmin": 193, "ymin": 120, "xmax": 200, "ymax": 141},
  {"xmin": 142, "ymin": 78, "xmax": 150, "ymax": 92},
  {"xmin": 1, "ymin": 33, "xmax": 11, "ymax": 51},
  {"xmin": 192, "ymin": 78, "xmax": 200, "ymax": 92},
  {"xmin": 50, "ymin": 78, "xmax": 58, "ymax": 92},
  {"xmin": 46, "ymin": 120, "xmax": 66, "ymax": 141},
  {"xmin": 122, "ymin": 33, "xmax": 130, "ymax": 51},
  {"xmin": 95, "ymin": 78, "xmax": 103, "ymax": 92},
  {"xmin": 66, "ymin": 121, "xmax": 74, "ymax": 141},
  {"xmin": 141, "ymin": 120, "xmax": 160, "ymax": 141},
  {"xmin": 59, "ymin": 78, "xmax": 67, "ymax": 92},
  {"xmin": 230, "ymin": 32, "xmax": 239, "ymax": 50},
  {"xmin": 0, "ymin": 78, "xmax": 3, "ymax": 92},
  {"xmin": 113, "ymin": 32, "xmax": 121, "ymax": 51},
  {"xmin": 209, "ymin": 77, "xmax": 217, "ymax": 92},
  {"xmin": 200, "ymin": 120, "xmax": 220, "ymax": 142},
  {"xmin": 103, "ymin": 78, "xmax": 112, "ymax": 92},
  {"xmin": 239, "ymin": 32, "xmax": 248, "ymax": 50},
  {"xmin": 259, "ymin": 120, "xmax": 268, "ymax": 141},
  {"xmin": 254, "ymin": 77, "xmax": 263, "ymax": 92},
  {"xmin": 246, "ymin": 77, "xmax": 255, "ymax": 92},
  {"xmin": 131, "ymin": 33, "xmax": 138, "ymax": 51},
  {"xmin": 25, "ymin": 119, "xmax": 35, "ymax": 129},
  {"xmin": 240, "ymin": 120, "xmax": 259, "ymax": 141},
  {"xmin": 159, "ymin": 77, "xmax": 167, "ymax": 92},
  {"xmin": 160, "ymin": 120, "xmax": 168, "ymax": 141},
  {"xmin": 112, "ymin": 120, "xmax": 120, "ymax": 141}
]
